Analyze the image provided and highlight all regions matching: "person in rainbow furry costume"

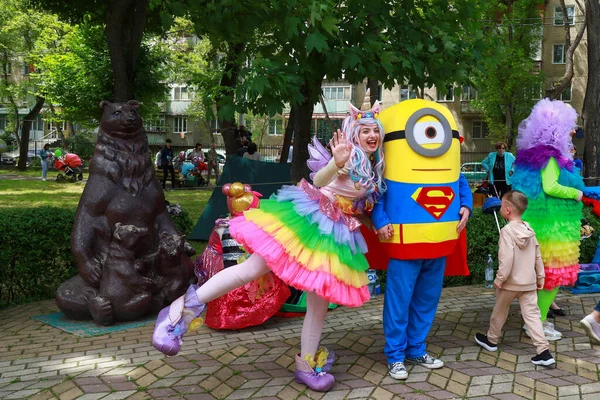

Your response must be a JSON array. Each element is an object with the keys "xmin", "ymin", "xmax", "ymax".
[
  {"xmin": 512, "ymin": 99, "xmax": 584, "ymax": 340},
  {"xmin": 152, "ymin": 101, "xmax": 386, "ymax": 392}
]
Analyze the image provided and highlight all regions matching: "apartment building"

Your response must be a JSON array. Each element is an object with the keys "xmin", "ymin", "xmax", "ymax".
[
  {"xmin": 370, "ymin": 0, "xmax": 587, "ymax": 156},
  {"xmin": 0, "ymin": 61, "xmax": 73, "ymax": 149}
]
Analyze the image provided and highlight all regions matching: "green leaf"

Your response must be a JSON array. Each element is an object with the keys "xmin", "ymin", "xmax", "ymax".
[
  {"xmin": 160, "ymin": 12, "xmax": 174, "ymax": 31},
  {"xmin": 343, "ymin": 52, "xmax": 361, "ymax": 69},
  {"xmin": 321, "ymin": 15, "xmax": 339, "ymax": 36},
  {"xmin": 305, "ymin": 32, "xmax": 328, "ymax": 53}
]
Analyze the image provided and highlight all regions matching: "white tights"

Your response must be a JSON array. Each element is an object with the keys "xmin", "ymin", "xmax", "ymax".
[{"xmin": 194, "ymin": 253, "xmax": 329, "ymax": 358}]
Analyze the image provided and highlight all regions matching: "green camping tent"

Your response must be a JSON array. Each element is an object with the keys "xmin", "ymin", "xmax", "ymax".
[{"xmin": 188, "ymin": 156, "xmax": 293, "ymax": 241}]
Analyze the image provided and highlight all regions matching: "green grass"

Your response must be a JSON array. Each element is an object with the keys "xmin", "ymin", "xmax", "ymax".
[
  {"xmin": 0, "ymin": 167, "xmax": 90, "ymax": 179},
  {"xmin": 0, "ymin": 179, "xmax": 86, "ymax": 209},
  {"xmin": 0, "ymin": 175, "xmax": 211, "ymax": 224}
]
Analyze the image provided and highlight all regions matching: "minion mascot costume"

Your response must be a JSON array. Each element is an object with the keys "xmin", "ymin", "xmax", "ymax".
[{"xmin": 371, "ymin": 99, "xmax": 472, "ymax": 379}]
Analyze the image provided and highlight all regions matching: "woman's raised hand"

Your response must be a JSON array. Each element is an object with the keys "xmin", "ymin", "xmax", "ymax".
[{"xmin": 330, "ymin": 129, "xmax": 351, "ymax": 169}]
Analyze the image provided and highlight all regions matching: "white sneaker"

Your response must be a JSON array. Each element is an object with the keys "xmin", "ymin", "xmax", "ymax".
[
  {"xmin": 543, "ymin": 320, "xmax": 562, "ymax": 338},
  {"xmin": 42, "ymin": 178, "xmax": 46, "ymax": 181},
  {"xmin": 523, "ymin": 323, "xmax": 561, "ymax": 341},
  {"xmin": 388, "ymin": 362, "xmax": 408, "ymax": 380}
]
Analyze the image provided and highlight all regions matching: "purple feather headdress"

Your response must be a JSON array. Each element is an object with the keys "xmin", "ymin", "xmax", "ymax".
[{"xmin": 516, "ymin": 99, "xmax": 577, "ymax": 158}]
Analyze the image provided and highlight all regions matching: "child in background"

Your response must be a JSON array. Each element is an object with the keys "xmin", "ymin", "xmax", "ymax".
[{"xmin": 474, "ymin": 190, "xmax": 555, "ymax": 366}]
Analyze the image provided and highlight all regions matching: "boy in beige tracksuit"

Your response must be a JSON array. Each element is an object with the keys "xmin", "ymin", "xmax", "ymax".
[{"xmin": 474, "ymin": 190, "xmax": 555, "ymax": 366}]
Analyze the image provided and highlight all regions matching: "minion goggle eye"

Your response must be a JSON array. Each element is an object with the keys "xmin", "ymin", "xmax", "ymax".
[{"xmin": 383, "ymin": 108, "xmax": 460, "ymax": 157}]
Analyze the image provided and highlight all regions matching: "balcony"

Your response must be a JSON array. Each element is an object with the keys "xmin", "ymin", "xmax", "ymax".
[{"xmin": 460, "ymin": 101, "xmax": 481, "ymax": 115}]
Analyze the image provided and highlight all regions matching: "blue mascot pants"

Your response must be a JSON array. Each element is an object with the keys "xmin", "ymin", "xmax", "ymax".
[{"xmin": 383, "ymin": 257, "xmax": 446, "ymax": 363}]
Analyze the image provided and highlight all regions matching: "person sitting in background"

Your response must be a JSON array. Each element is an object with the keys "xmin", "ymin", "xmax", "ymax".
[
  {"xmin": 482, "ymin": 142, "xmax": 515, "ymax": 199},
  {"xmin": 187, "ymin": 143, "xmax": 204, "ymax": 162},
  {"xmin": 243, "ymin": 142, "xmax": 263, "ymax": 161}
]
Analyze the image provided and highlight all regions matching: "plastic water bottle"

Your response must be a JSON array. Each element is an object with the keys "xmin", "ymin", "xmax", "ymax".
[
  {"xmin": 485, "ymin": 254, "xmax": 495, "ymax": 289},
  {"xmin": 367, "ymin": 269, "xmax": 378, "ymax": 298}
]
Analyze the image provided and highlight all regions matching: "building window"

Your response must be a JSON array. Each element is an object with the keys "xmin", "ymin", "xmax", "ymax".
[
  {"xmin": 0, "ymin": 115, "xmax": 6, "ymax": 131},
  {"xmin": 528, "ymin": 82, "xmax": 543, "ymax": 100},
  {"xmin": 173, "ymin": 86, "xmax": 190, "ymax": 100},
  {"xmin": 322, "ymin": 86, "xmax": 351, "ymax": 101},
  {"xmin": 553, "ymin": 44, "xmax": 566, "ymax": 64},
  {"xmin": 144, "ymin": 115, "xmax": 166, "ymax": 132},
  {"xmin": 472, "ymin": 120, "xmax": 489, "ymax": 139},
  {"xmin": 31, "ymin": 116, "xmax": 44, "ymax": 131},
  {"xmin": 173, "ymin": 116, "xmax": 187, "ymax": 133},
  {"xmin": 534, "ymin": 40, "xmax": 542, "ymax": 61},
  {"xmin": 268, "ymin": 118, "xmax": 283, "ymax": 135},
  {"xmin": 461, "ymin": 85, "xmax": 478, "ymax": 101},
  {"xmin": 46, "ymin": 121, "xmax": 67, "ymax": 131},
  {"xmin": 437, "ymin": 85, "xmax": 454, "ymax": 102},
  {"xmin": 558, "ymin": 83, "xmax": 572, "ymax": 102},
  {"xmin": 554, "ymin": 6, "xmax": 575, "ymax": 26},
  {"xmin": 400, "ymin": 84, "xmax": 417, "ymax": 101}
]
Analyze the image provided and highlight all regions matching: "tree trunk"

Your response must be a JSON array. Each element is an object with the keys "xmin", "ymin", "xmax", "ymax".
[
  {"xmin": 215, "ymin": 42, "xmax": 245, "ymax": 157},
  {"xmin": 290, "ymin": 99, "xmax": 314, "ymax": 183},
  {"xmin": 582, "ymin": 0, "xmax": 600, "ymax": 184},
  {"xmin": 17, "ymin": 96, "xmax": 45, "ymax": 171},
  {"xmin": 367, "ymin": 78, "xmax": 379, "ymax": 106},
  {"xmin": 104, "ymin": 0, "xmax": 149, "ymax": 102},
  {"xmin": 11, "ymin": 103, "xmax": 20, "ymax": 149},
  {"xmin": 2, "ymin": 50, "xmax": 20, "ymax": 148},
  {"xmin": 288, "ymin": 76, "xmax": 323, "ymax": 182},
  {"xmin": 280, "ymin": 109, "xmax": 296, "ymax": 164}
]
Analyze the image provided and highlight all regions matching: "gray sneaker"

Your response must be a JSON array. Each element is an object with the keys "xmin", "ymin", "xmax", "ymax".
[
  {"xmin": 405, "ymin": 353, "xmax": 444, "ymax": 369},
  {"xmin": 581, "ymin": 315, "xmax": 600, "ymax": 345},
  {"xmin": 388, "ymin": 362, "xmax": 408, "ymax": 380}
]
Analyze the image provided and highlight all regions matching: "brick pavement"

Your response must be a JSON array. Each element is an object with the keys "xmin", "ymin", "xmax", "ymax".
[{"xmin": 0, "ymin": 287, "xmax": 599, "ymax": 399}]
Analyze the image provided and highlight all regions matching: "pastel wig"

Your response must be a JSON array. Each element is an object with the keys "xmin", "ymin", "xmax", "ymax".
[
  {"xmin": 516, "ymin": 99, "xmax": 577, "ymax": 159},
  {"xmin": 342, "ymin": 101, "xmax": 386, "ymax": 199}
]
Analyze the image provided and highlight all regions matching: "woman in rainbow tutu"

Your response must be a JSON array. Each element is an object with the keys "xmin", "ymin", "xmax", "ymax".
[
  {"xmin": 152, "ymin": 101, "xmax": 385, "ymax": 392},
  {"xmin": 512, "ymin": 99, "xmax": 584, "ymax": 340}
]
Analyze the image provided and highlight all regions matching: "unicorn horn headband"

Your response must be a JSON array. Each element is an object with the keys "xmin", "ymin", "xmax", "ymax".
[{"xmin": 349, "ymin": 95, "xmax": 381, "ymax": 120}]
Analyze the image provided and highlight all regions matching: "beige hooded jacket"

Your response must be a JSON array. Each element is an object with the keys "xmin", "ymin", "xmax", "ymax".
[{"xmin": 494, "ymin": 221, "xmax": 545, "ymax": 291}]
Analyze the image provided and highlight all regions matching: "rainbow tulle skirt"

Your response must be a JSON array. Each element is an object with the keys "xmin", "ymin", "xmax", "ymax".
[
  {"xmin": 524, "ymin": 195, "xmax": 582, "ymax": 289},
  {"xmin": 229, "ymin": 180, "xmax": 370, "ymax": 307}
]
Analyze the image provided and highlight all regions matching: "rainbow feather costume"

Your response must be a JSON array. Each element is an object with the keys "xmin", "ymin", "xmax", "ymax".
[{"xmin": 512, "ymin": 100, "xmax": 584, "ymax": 289}]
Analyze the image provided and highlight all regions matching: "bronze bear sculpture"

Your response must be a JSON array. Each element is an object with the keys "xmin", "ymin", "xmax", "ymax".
[{"xmin": 55, "ymin": 100, "xmax": 195, "ymax": 324}]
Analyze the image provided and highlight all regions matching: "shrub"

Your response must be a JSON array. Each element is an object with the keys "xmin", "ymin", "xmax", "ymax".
[
  {"xmin": 0, "ymin": 205, "xmax": 194, "ymax": 307},
  {"xmin": 0, "ymin": 207, "xmax": 77, "ymax": 307},
  {"xmin": 64, "ymin": 132, "xmax": 95, "ymax": 162}
]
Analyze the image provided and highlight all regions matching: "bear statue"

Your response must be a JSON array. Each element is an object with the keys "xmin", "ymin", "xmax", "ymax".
[{"xmin": 55, "ymin": 100, "xmax": 195, "ymax": 324}]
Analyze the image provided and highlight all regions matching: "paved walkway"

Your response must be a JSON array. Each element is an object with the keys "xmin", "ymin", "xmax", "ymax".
[{"xmin": 0, "ymin": 287, "xmax": 599, "ymax": 400}]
